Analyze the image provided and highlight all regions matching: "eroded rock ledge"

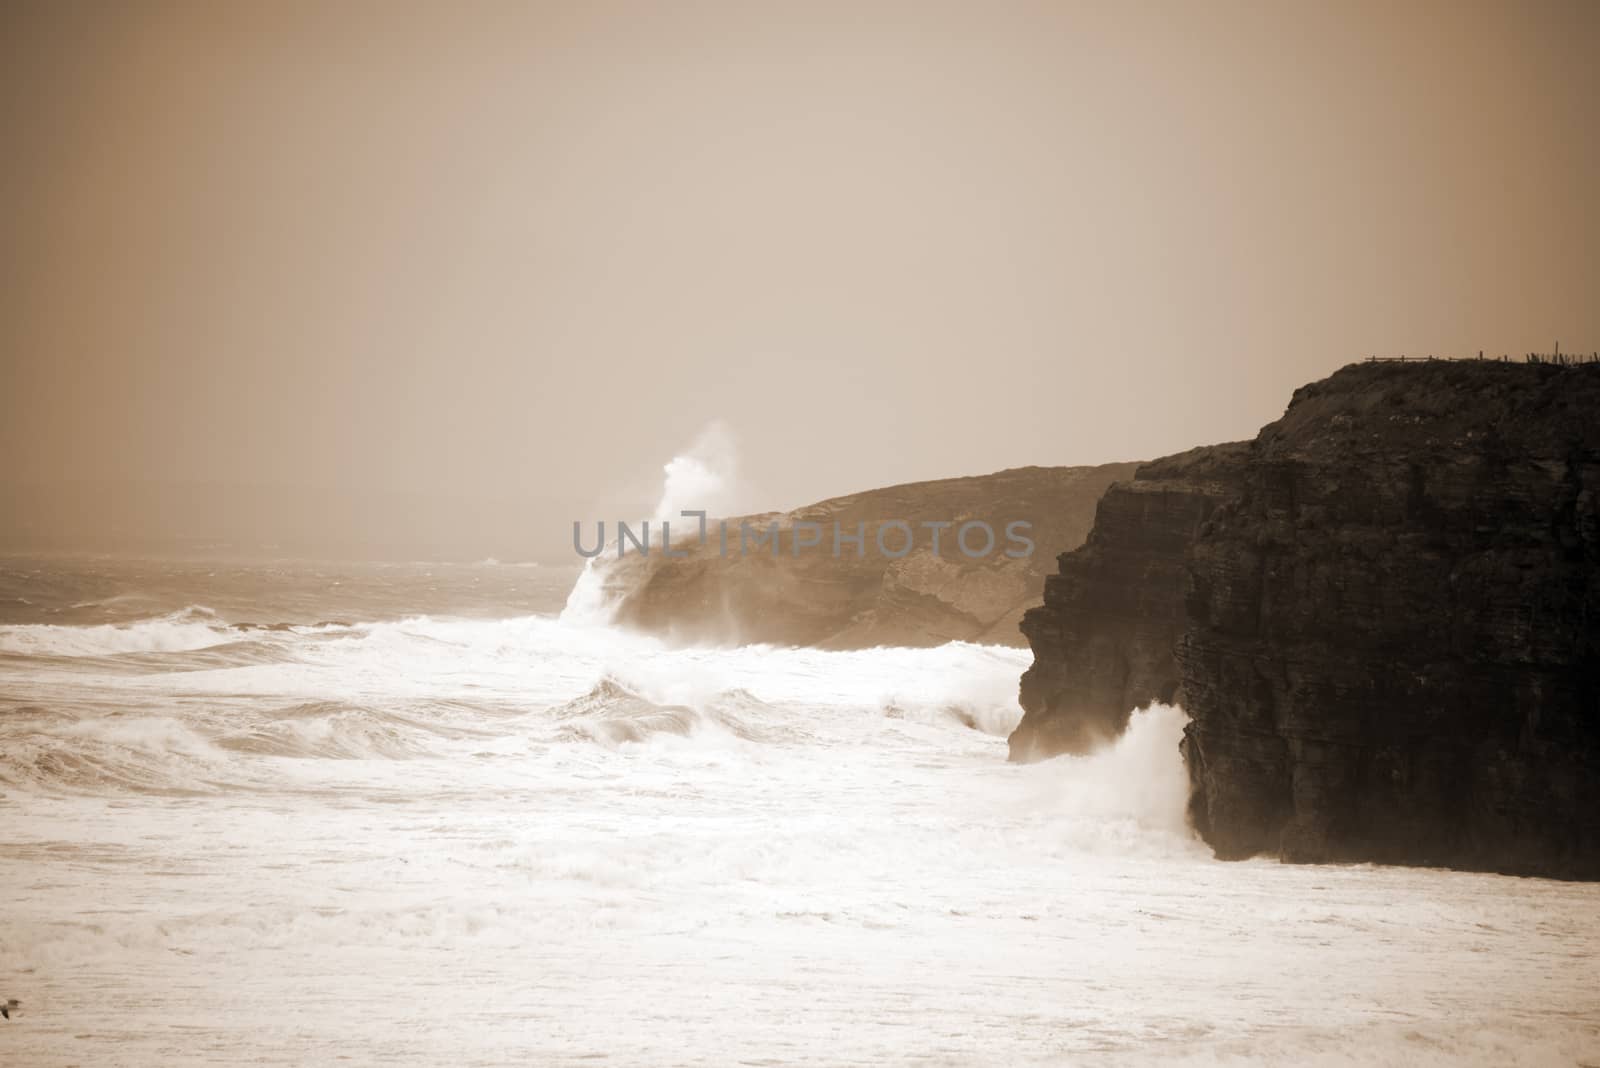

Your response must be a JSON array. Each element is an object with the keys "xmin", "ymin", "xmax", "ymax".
[{"xmin": 1014, "ymin": 361, "xmax": 1600, "ymax": 879}]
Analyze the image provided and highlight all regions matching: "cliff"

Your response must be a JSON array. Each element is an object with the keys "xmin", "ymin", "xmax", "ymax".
[
  {"xmin": 1010, "ymin": 444, "xmax": 1249, "ymax": 760},
  {"xmin": 1016, "ymin": 360, "xmax": 1600, "ymax": 879},
  {"xmin": 600, "ymin": 463, "xmax": 1140, "ymax": 649}
]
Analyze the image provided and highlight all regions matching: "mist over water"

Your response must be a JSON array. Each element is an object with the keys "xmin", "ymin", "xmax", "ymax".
[{"xmin": 2, "ymin": 556, "xmax": 1597, "ymax": 1066}]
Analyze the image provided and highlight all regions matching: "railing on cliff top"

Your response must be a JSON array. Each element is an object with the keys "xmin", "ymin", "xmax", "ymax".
[{"xmin": 1366, "ymin": 346, "xmax": 1599, "ymax": 367}]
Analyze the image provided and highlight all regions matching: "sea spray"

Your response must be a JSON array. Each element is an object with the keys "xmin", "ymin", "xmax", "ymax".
[
  {"xmin": 562, "ymin": 420, "xmax": 741, "ymax": 623},
  {"xmin": 1011, "ymin": 703, "xmax": 1204, "ymax": 858}
]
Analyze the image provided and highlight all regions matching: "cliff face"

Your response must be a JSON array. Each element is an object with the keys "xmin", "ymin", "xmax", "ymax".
[
  {"xmin": 1017, "ymin": 361, "xmax": 1600, "ymax": 878},
  {"xmin": 603, "ymin": 463, "xmax": 1140, "ymax": 649},
  {"xmin": 1009, "ymin": 445, "xmax": 1248, "ymax": 761},
  {"xmin": 1181, "ymin": 362, "xmax": 1600, "ymax": 877}
]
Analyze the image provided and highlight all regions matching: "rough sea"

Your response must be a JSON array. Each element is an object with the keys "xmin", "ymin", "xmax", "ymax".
[{"xmin": 2, "ymin": 556, "xmax": 1596, "ymax": 1066}]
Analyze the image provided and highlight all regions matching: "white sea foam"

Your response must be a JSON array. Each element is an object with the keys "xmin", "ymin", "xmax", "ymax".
[
  {"xmin": 0, "ymin": 609, "xmax": 232, "ymax": 657},
  {"xmin": 2, "ymin": 608, "xmax": 1596, "ymax": 1066}
]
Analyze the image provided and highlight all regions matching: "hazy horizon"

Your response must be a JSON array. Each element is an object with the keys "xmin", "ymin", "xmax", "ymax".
[{"xmin": 5, "ymin": 0, "xmax": 1597, "ymax": 560}]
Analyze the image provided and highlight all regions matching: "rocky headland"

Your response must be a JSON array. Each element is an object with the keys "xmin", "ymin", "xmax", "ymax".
[
  {"xmin": 1014, "ymin": 360, "xmax": 1600, "ymax": 879},
  {"xmin": 598, "ymin": 463, "xmax": 1140, "ymax": 649}
]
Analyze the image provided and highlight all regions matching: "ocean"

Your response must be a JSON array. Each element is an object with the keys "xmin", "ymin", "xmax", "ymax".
[{"xmin": 2, "ymin": 556, "xmax": 1596, "ymax": 1066}]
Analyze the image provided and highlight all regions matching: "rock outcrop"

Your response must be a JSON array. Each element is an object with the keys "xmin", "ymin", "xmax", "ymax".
[
  {"xmin": 1009, "ymin": 444, "xmax": 1248, "ymax": 760},
  {"xmin": 598, "ymin": 463, "xmax": 1140, "ymax": 649},
  {"xmin": 1016, "ymin": 360, "xmax": 1600, "ymax": 879}
]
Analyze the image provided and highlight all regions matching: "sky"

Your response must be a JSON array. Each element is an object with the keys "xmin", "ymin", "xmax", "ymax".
[{"xmin": 3, "ymin": 0, "xmax": 1597, "ymax": 560}]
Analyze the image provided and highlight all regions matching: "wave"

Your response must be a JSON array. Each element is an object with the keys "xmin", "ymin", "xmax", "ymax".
[
  {"xmin": 1011, "ymin": 703, "xmax": 1204, "ymax": 858},
  {"xmin": 548, "ymin": 676, "xmax": 798, "ymax": 748},
  {"xmin": 214, "ymin": 701, "xmax": 443, "ymax": 760},
  {"xmin": 550, "ymin": 678, "xmax": 700, "ymax": 746},
  {"xmin": 0, "ymin": 608, "xmax": 1040, "ymax": 801},
  {"xmin": 138, "ymin": 638, "xmax": 309, "ymax": 671},
  {"xmin": 0, "ymin": 606, "xmax": 234, "ymax": 658},
  {"xmin": 0, "ymin": 711, "xmax": 231, "ymax": 795},
  {"xmin": 0, "ymin": 697, "xmax": 493, "ymax": 794}
]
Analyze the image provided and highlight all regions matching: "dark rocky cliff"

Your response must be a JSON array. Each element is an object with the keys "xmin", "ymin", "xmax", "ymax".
[
  {"xmin": 1010, "ymin": 444, "xmax": 1248, "ymax": 760},
  {"xmin": 603, "ymin": 463, "xmax": 1140, "ymax": 649},
  {"xmin": 1015, "ymin": 360, "xmax": 1600, "ymax": 878}
]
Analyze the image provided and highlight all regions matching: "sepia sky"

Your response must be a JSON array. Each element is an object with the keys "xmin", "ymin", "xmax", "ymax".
[{"xmin": 3, "ymin": 0, "xmax": 1597, "ymax": 559}]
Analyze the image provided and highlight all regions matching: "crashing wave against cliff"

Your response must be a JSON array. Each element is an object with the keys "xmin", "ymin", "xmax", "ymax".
[{"xmin": 1014, "ymin": 360, "xmax": 1600, "ymax": 879}]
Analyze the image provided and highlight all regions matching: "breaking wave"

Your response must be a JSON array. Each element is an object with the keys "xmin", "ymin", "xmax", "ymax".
[
  {"xmin": 0, "ymin": 607, "xmax": 235, "ymax": 658},
  {"xmin": 549, "ymin": 677, "xmax": 805, "ymax": 748},
  {"xmin": 0, "ymin": 607, "xmax": 1198, "ymax": 835}
]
